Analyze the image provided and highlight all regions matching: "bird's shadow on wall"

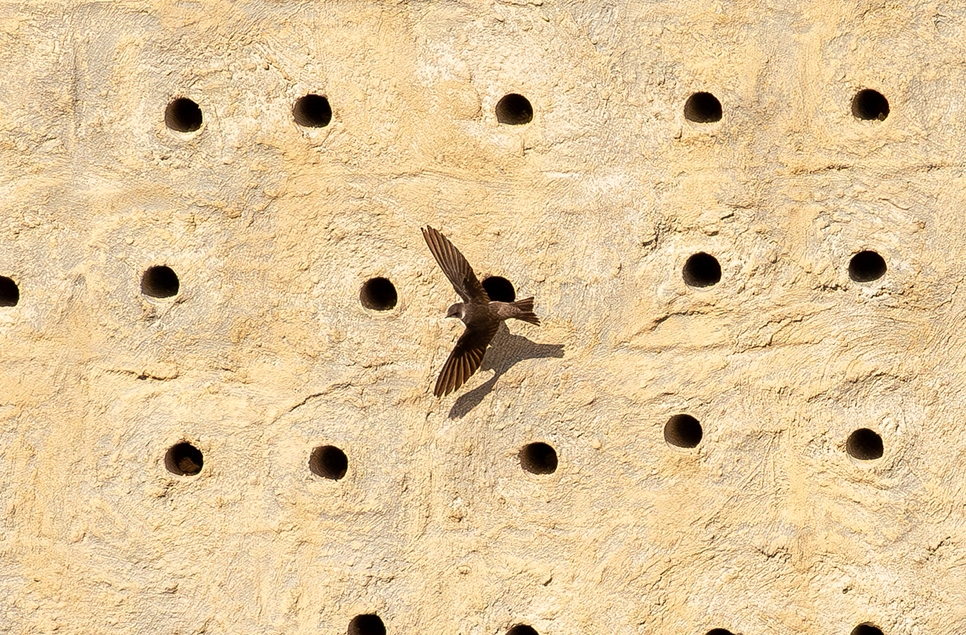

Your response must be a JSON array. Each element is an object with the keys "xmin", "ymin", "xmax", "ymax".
[{"xmin": 448, "ymin": 325, "xmax": 564, "ymax": 419}]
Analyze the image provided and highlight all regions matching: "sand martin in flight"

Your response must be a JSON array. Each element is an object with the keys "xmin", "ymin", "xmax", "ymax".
[{"xmin": 422, "ymin": 226, "xmax": 540, "ymax": 397}]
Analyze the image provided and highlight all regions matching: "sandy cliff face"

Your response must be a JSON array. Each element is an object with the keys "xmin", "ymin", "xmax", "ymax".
[{"xmin": 0, "ymin": 1, "xmax": 963, "ymax": 634}]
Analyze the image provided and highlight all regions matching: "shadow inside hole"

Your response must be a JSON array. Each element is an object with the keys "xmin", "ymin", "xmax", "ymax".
[
  {"xmin": 706, "ymin": 630, "xmax": 735, "ymax": 635},
  {"xmin": 293, "ymin": 94, "xmax": 332, "ymax": 128},
  {"xmin": 348, "ymin": 614, "xmax": 386, "ymax": 635},
  {"xmin": 851, "ymin": 625, "xmax": 884, "ymax": 635},
  {"xmin": 165, "ymin": 97, "xmax": 203, "ymax": 133},
  {"xmin": 848, "ymin": 251, "xmax": 886, "ymax": 283},
  {"xmin": 482, "ymin": 276, "xmax": 516, "ymax": 302},
  {"xmin": 506, "ymin": 625, "xmax": 539, "ymax": 635},
  {"xmin": 496, "ymin": 93, "xmax": 533, "ymax": 125},
  {"xmin": 165, "ymin": 442, "xmax": 203, "ymax": 476},
  {"xmin": 682, "ymin": 252, "xmax": 721, "ymax": 288},
  {"xmin": 309, "ymin": 445, "xmax": 348, "ymax": 480},
  {"xmin": 0, "ymin": 276, "xmax": 19, "ymax": 307},
  {"xmin": 520, "ymin": 442, "xmax": 558, "ymax": 475},
  {"xmin": 852, "ymin": 89, "xmax": 890, "ymax": 121},
  {"xmin": 847, "ymin": 428, "xmax": 884, "ymax": 461},
  {"xmin": 141, "ymin": 266, "xmax": 180, "ymax": 298},
  {"xmin": 360, "ymin": 277, "xmax": 397, "ymax": 311},
  {"xmin": 684, "ymin": 92, "xmax": 723, "ymax": 123},
  {"xmin": 665, "ymin": 414, "xmax": 703, "ymax": 449}
]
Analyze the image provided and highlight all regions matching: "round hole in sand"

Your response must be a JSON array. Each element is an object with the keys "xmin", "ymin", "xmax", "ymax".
[
  {"xmin": 684, "ymin": 92, "xmax": 722, "ymax": 123},
  {"xmin": 165, "ymin": 442, "xmax": 203, "ymax": 476},
  {"xmin": 852, "ymin": 89, "xmax": 890, "ymax": 121},
  {"xmin": 293, "ymin": 94, "xmax": 332, "ymax": 128},
  {"xmin": 309, "ymin": 445, "xmax": 348, "ymax": 480},
  {"xmin": 665, "ymin": 414, "xmax": 703, "ymax": 449},
  {"xmin": 164, "ymin": 97, "xmax": 203, "ymax": 133},
  {"xmin": 360, "ymin": 277, "xmax": 397, "ymax": 311},
  {"xmin": 141, "ymin": 266, "xmax": 180, "ymax": 298},
  {"xmin": 520, "ymin": 442, "xmax": 558, "ymax": 475},
  {"xmin": 0, "ymin": 276, "xmax": 19, "ymax": 306},
  {"xmin": 847, "ymin": 428, "xmax": 884, "ymax": 461},
  {"xmin": 496, "ymin": 93, "xmax": 533, "ymax": 125},
  {"xmin": 348, "ymin": 614, "xmax": 386, "ymax": 635},
  {"xmin": 848, "ymin": 251, "xmax": 886, "ymax": 283},
  {"xmin": 482, "ymin": 276, "xmax": 516, "ymax": 302},
  {"xmin": 683, "ymin": 252, "xmax": 721, "ymax": 288}
]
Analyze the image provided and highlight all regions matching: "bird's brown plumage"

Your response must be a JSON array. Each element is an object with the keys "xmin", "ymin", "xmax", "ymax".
[
  {"xmin": 422, "ymin": 226, "xmax": 540, "ymax": 397},
  {"xmin": 433, "ymin": 320, "xmax": 499, "ymax": 398},
  {"xmin": 421, "ymin": 226, "xmax": 490, "ymax": 304}
]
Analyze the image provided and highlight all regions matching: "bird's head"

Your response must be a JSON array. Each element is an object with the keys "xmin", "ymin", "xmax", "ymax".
[{"xmin": 446, "ymin": 303, "xmax": 462, "ymax": 319}]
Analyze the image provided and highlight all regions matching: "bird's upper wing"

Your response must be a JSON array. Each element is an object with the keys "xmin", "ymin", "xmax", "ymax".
[
  {"xmin": 434, "ymin": 321, "xmax": 499, "ymax": 397},
  {"xmin": 422, "ymin": 226, "xmax": 489, "ymax": 304}
]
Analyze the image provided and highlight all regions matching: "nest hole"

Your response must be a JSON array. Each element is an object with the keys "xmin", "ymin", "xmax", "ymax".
[
  {"xmin": 309, "ymin": 445, "xmax": 348, "ymax": 480},
  {"xmin": 684, "ymin": 92, "xmax": 722, "ymax": 123},
  {"xmin": 852, "ymin": 90, "xmax": 890, "ymax": 121},
  {"xmin": 0, "ymin": 276, "xmax": 19, "ymax": 306},
  {"xmin": 682, "ymin": 252, "xmax": 721, "ymax": 288},
  {"xmin": 482, "ymin": 276, "xmax": 516, "ymax": 302},
  {"xmin": 847, "ymin": 428, "xmax": 884, "ymax": 461},
  {"xmin": 520, "ymin": 442, "xmax": 558, "ymax": 475},
  {"xmin": 293, "ymin": 94, "xmax": 332, "ymax": 128},
  {"xmin": 665, "ymin": 414, "xmax": 703, "ymax": 449},
  {"xmin": 141, "ymin": 266, "xmax": 180, "ymax": 298},
  {"xmin": 360, "ymin": 277, "xmax": 397, "ymax": 311},
  {"xmin": 165, "ymin": 442, "xmax": 203, "ymax": 476},
  {"xmin": 848, "ymin": 251, "xmax": 886, "ymax": 283},
  {"xmin": 348, "ymin": 614, "xmax": 385, "ymax": 635},
  {"xmin": 165, "ymin": 98, "xmax": 203, "ymax": 133},
  {"xmin": 496, "ymin": 93, "xmax": 533, "ymax": 125}
]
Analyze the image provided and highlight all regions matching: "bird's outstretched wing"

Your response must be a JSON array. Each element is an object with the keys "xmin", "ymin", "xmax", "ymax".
[
  {"xmin": 422, "ymin": 226, "xmax": 489, "ymax": 304},
  {"xmin": 434, "ymin": 321, "xmax": 499, "ymax": 397}
]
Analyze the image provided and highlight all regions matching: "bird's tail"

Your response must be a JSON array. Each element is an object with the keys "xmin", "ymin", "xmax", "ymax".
[{"xmin": 510, "ymin": 297, "xmax": 541, "ymax": 326}]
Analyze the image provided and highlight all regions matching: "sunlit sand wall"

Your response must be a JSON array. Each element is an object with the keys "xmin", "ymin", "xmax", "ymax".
[{"xmin": 0, "ymin": 2, "xmax": 963, "ymax": 634}]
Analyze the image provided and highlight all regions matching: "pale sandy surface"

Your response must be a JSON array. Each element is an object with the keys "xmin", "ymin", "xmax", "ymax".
[{"xmin": 0, "ymin": 1, "xmax": 964, "ymax": 634}]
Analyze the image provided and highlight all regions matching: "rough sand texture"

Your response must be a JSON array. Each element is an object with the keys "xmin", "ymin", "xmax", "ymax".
[{"xmin": 0, "ymin": 1, "xmax": 963, "ymax": 634}]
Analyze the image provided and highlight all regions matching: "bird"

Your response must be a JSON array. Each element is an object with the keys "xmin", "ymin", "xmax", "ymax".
[{"xmin": 422, "ymin": 226, "xmax": 540, "ymax": 397}]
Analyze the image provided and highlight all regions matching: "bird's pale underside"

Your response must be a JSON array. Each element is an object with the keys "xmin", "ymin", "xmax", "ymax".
[{"xmin": 422, "ymin": 226, "xmax": 540, "ymax": 397}]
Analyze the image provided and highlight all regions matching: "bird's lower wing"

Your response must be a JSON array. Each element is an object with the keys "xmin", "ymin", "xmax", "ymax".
[
  {"xmin": 422, "ymin": 226, "xmax": 489, "ymax": 304},
  {"xmin": 434, "ymin": 323, "xmax": 498, "ymax": 397}
]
